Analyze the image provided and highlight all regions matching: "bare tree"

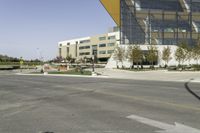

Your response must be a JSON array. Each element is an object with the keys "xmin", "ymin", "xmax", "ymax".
[
  {"xmin": 175, "ymin": 43, "xmax": 187, "ymax": 68},
  {"xmin": 113, "ymin": 47, "xmax": 125, "ymax": 69},
  {"xmin": 185, "ymin": 46, "xmax": 193, "ymax": 65},
  {"xmin": 146, "ymin": 45, "xmax": 158, "ymax": 69},
  {"xmin": 54, "ymin": 56, "xmax": 64, "ymax": 63},
  {"xmin": 162, "ymin": 46, "xmax": 172, "ymax": 68},
  {"xmin": 127, "ymin": 45, "xmax": 143, "ymax": 70},
  {"xmin": 193, "ymin": 43, "xmax": 200, "ymax": 65},
  {"xmin": 66, "ymin": 54, "xmax": 72, "ymax": 64}
]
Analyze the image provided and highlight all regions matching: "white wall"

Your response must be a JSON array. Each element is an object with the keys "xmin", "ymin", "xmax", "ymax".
[{"xmin": 106, "ymin": 45, "xmax": 197, "ymax": 69}]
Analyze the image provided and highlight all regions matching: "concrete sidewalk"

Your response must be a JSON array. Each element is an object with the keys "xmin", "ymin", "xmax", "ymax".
[
  {"xmin": 14, "ymin": 68, "xmax": 200, "ymax": 83},
  {"xmin": 91, "ymin": 68, "xmax": 200, "ymax": 82}
]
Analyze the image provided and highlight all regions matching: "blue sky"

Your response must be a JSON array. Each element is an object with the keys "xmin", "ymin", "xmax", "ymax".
[{"xmin": 0, "ymin": 0, "xmax": 115, "ymax": 60}]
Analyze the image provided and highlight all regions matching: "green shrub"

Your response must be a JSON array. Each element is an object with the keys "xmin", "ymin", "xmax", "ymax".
[{"xmin": 192, "ymin": 65, "xmax": 200, "ymax": 71}]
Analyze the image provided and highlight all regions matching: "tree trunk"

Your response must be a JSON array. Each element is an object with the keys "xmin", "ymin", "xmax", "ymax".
[
  {"xmin": 132, "ymin": 60, "xmax": 134, "ymax": 69},
  {"xmin": 178, "ymin": 61, "xmax": 181, "ymax": 71},
  {"xmin": 140, "ymin": 62, "xmax": 143, "ymax": 69},
  {"xmin": 137, "ymin": 62, "xmax": 139, "ymax": 70},
  {"xmin": 121, "ymin": 61, "xmax": 124, "ymax": 69},
  {"xmin": 116, "ymin": 61, "xmax": 119, "ymax": 69}
]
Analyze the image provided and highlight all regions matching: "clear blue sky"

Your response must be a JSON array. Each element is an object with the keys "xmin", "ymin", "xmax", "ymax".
[{"xmin": 0, "ymin": 0, "xmax": 115, "ymax": 60}]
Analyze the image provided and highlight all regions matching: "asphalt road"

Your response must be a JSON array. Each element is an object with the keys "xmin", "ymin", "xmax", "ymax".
[{"xmin": 0, "ymin": 73, "xmax": 200, "ymax": 133}]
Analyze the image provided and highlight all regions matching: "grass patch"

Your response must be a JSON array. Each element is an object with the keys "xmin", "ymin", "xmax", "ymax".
[
  {"xmin": 0, "ymin": 65, "xmax": 20, "ymax": 70},
  {"xmin": 48, "ymin": 70, "xmax": 92, "ymax": 75}
]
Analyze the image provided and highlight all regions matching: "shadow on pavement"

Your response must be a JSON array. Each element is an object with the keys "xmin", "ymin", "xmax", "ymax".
[{"xmin": 185, "ymin": 79, "xmax": 200, "ymax": 101}]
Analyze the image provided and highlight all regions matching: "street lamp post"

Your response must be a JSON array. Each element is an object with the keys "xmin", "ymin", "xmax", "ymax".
[
  {"xmin": 20, "ymin": 57, "xmax": 24, "ymax": 73},
  {"xmin": 92, "ymin": 55, "xmax": 95, "ymax": 72}
]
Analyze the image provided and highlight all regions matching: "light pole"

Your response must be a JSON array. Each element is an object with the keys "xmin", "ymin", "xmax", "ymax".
[
  {"xmin": 20, "ymin": 57, "xmax": 24, "ymax": 73},
  {"xmin": 92, "ymin": 55, "xmax": 95, "ymax": 72}
]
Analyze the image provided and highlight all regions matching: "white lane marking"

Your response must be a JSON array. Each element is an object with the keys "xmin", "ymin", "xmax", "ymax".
[{"xmin": 127, "ymin": 115, "xmax": 200, "ymax": 133}]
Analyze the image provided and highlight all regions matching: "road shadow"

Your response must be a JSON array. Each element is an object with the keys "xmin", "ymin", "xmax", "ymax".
[{"xmin": 185, "ymin": 79, "xmax": 200, "ymax": 101}]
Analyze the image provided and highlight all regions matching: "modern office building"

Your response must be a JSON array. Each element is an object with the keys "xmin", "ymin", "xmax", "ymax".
[
  {"xmin": 58, "ymin": 27, "xmax": 120, "ymax": 63},
  {"xmin": 100, "ymin": 0, "xmax": 200, "ymax": 67},
  {"xmin": 100, "ymin": 0, "xmax": 200, "ymax": 45}
]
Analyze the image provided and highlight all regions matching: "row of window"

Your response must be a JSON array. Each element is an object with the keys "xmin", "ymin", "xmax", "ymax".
[
  {"xmin": 79, "ymin": 50, "xmax": 115, "ymax": 56},
  {"xmin": 99, "ymin": 50, "xmax": 115, "ymax": 55},
  {"xmin": 99, "ymin": 43, "xmax": 115, "ymax": 47},
  {"xmin": 79, "ymin": 52, "xmax": 90, "ymax": 56},
  {"xmin": 79, "ymin": 43, "xmax": 115, "ymax": 50},
  {"xmin": 80, "ymin": 40, "xmax": 90, "ymax": 44},
  {"xmin": 99, "ymin": 36, "xmax": 116, "ymax": 41},
  {"xmin": 60, "ymin": 37, "xmax": 116, "ymax": 47},
  {"xmin": 79, "ymin": 46, "xmax": 90, "ymax": 50}
]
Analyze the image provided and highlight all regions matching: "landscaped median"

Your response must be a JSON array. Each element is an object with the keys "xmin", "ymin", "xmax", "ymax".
[
  {"xmin": 16, "ymin": 69, "xmax": 108, "ymax": 78},
  {"xmin": 47, "ymin": 69, "xmax": 92, "ymax": 76},
  {"xmin": 30, "ymin": 69, "xmax": 94, "ymax": 76}
]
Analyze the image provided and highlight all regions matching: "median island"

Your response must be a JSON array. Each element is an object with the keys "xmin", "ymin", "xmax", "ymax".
[{"xmin": 47, "ymin": 69, "xmax": 92, "ymax": 76}]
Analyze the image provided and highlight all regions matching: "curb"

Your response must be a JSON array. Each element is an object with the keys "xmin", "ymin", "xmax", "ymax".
[{"xmin": 15, "ymin": 73, "xmax": 109, "ymax": 78}]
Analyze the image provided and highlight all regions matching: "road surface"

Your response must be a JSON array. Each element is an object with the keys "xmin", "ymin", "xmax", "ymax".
[{"xmin": 0, "ymin": 73, "xmax": 200, "ymax": 133}]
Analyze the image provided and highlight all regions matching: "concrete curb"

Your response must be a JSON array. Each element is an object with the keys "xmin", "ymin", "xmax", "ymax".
[
  {"xmin": 112, "ymin": 69, "xmax": 200, "ymax": 74},
  {"xmin": 15, "ymin": 73, "xmax": 109, "ymax": 78}
]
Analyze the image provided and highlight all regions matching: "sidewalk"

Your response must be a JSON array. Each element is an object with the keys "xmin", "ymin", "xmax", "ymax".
[
  {"xmin": 90, "ymin": 68, "xmax": 200, "ymax": 82},
  {"xmin": 15, "ymin": 68, "xmax": 200, "ymax": 83}
]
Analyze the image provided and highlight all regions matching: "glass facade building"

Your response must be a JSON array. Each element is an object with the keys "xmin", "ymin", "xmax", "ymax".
[{"xmin": 100, "ymin": 0, "xmax": 200, "ymax": 46}]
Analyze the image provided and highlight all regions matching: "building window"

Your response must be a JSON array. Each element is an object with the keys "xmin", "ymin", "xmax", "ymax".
[
  {"xmin": 59, "ymin": 48, "xmax": 62, "ymax": 57},
  {"xmin": 99, "ymin": 43, "xmax": 106, "ymax": 47},
  {"xmin": 67, "ymin": 43, "xmax": 70, "ymax": 45},
  {"xmin": 107, "ymin": 50, "xmax": 114, "ymax": 54},
  {"xmin": 79, "ymin": 46, "xmax": 90, "ymax": 50},
  {"xmin": 108, "ymin": 36, "xmax": 116, "ymax": 40},
  {"xmin": 99, "ymin": 36, "xmax": 106, "ymax": 41},
  {"xmin": 79, "ymin": 52, "xmax": 90, "ymax": 56},
  {"xmin": 67, "ymin": 47, "xmax": 69, "ymax": 56},
  {"xmin": 107, "ymin": 43, "xmax": 115, "ymax": 47},
  {"xmin": 80, "ymin": 40, "xmax": 90, "ymax": 44},
  {"xmin": 59, "ymin": 44, "xmax": 62, "ymax": 47},
  {"xmin": 99, "ymin": 51, "xmax": 106, "ymax": 54}
]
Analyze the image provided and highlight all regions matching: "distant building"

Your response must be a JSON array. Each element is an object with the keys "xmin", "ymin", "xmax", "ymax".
[{"xmin": 58, "ymin": 27, "xmax": 120, "ymax": 63}]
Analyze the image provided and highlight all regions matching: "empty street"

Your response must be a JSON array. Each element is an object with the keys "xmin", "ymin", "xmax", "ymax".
[{"xmin": 0, "ymin": 73, "xmax": 200, "ymax": 133}]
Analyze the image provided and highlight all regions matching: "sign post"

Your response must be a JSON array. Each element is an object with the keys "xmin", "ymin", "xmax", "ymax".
[{"xmin": 20, "ymin": 57, "xmax": 24, "ymax": 73}]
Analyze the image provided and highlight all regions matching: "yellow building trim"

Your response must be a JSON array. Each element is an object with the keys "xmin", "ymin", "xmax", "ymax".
[{"xmin": 100, "ymin": 0, "xmax": 120, "ymax": 26}]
